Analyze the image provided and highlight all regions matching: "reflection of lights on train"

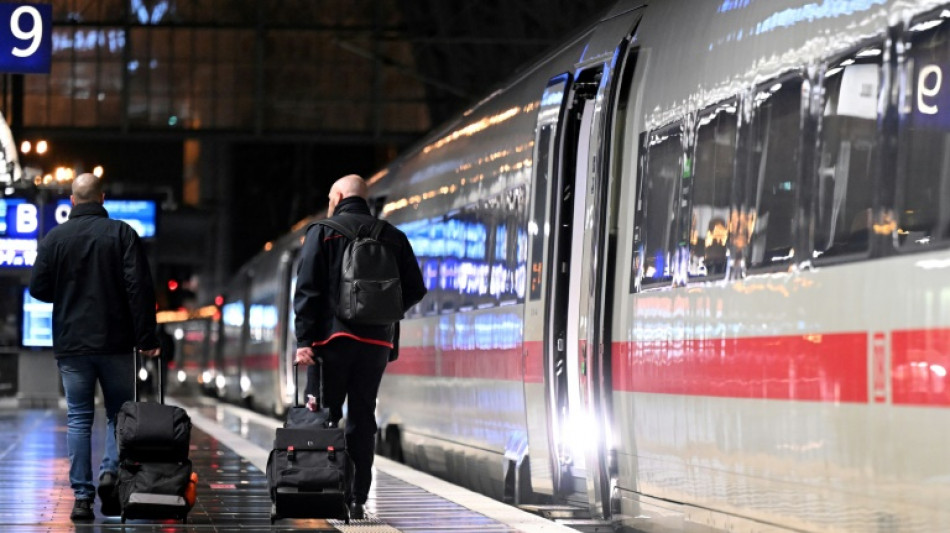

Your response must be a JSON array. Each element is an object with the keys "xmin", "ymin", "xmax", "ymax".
[
  {"xmin": 249, "ymin": 304, "xmax": 278, "ymax": 341},
  {"xmin": 222, "ymin": 302, "xmax": 244, "ymax": 327}
]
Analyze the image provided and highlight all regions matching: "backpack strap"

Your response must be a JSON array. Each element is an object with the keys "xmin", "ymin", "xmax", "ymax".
[
  {"xmin": 313, "ymin": 218, "xmax": 357, "ymax": 240},
  {"xmin": 315, "ymin": 215, "xmax": 386, "ymax": 240},
  {"xmin": 368, "ymin": 219, "xmax": 387, "ymax": 240}
]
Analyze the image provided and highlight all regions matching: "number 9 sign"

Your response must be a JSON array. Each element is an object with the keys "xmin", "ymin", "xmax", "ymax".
[{"xmin": 0, "ymin": 2, "xmax": 50, "ymax": 74}]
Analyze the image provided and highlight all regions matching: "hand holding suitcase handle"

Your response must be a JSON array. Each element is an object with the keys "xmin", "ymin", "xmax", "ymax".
[{"xmin": 292, "ymin": 356, "xmax": 324, "ymax": 409}]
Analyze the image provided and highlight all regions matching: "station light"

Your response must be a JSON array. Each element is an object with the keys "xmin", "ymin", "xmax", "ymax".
[
  {"xmin": 214, "ymin": 295, "xmax": 224, "ymax": 306},
  {"xmin": 36, "ymin": 140, "xmax": 48, "ymax": 155},
  {"xmin": 168, "ymin": 279, "xmax": 179, "ymax": 291},
  {"xmin": 93, "ymin": 165, "xmax": 103, "ymax": 177},
  {"xmin": 20, "ymin": 140, "xmax": 30, "ymax": 154}
]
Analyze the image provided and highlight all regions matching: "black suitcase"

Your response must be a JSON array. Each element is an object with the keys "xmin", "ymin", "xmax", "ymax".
[
  {"xmin": 115, "ymin": 352, "xmax": 194, "ymax": 523},
  {"xmin": 267, "ymin": 359, "xmax": 353, "ymax": 523}
]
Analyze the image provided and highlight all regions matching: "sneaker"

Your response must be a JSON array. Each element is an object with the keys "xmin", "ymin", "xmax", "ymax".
[
  {"xmin": 70, "ymin": 499, "xmax": 94, "ymax": 521},
  {"xmin": 97, "ymin": 472, "xmax": 120, "ymax": 516},
  {"xmin": 348, "ymin": 501, "xmax": 365, "ymax": 520}
]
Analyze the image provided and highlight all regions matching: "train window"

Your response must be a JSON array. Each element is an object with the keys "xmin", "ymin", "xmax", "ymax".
[
  {"xmin": 397, "ymin": 217, "xmax": 440, "ymax": 317},
  {"xmin": 487, "ymin": 186, "xmax": 528, "ymax": 305},
  {"xmin": 441, "ymin": 208, "xmax": 491, "ymax": 312},
  {"xmin": 688, "ymin": 103, "xmax": 737, "ymax": 278},
  {"xmin": 634, "ymin": 125, "xmax": 683, "ymax": 288},
  {"xmin": 898, "ymin": 13, "xmax": 950, "ymax": 248},
  {"xmin": 813, "ymin": 45, "xmax": 881, "ymax": 260},
  {"xmin": 741, "ymin": 75, "xmax": 803, "ymax": 269}
]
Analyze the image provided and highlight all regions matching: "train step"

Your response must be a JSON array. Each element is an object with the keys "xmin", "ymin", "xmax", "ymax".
[
  {"xmin": 518, "ymin": 503, "xmax": 590, "ymax": 519},
  {"xmin": 554, "ymin": 518, "xmax": 617, "ymax": 532}
]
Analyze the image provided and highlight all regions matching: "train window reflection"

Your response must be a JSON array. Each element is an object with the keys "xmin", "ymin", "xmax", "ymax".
[
  {"xmin": 689, "ymin": 103, "xmax": 736, "ymax": 278},
  {"xmin": 635, "ymin": 126, "xmax": 683, "ymax": 288},
  {"xmin": 742, "ymin": 75, "xmax": 803, "ymax": 268},
  {"xmin": 898, "ymin": 15, "xmax": 950, "ymax": 248},
  {"xmin": 814, "ymin": 46, "xmax": 880, "ymax": 260}
]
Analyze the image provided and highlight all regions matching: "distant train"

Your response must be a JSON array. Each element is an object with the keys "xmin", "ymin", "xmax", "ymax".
[{"xmin": 165, "ymin": 1, "xmax": 950, "ymax": 530}]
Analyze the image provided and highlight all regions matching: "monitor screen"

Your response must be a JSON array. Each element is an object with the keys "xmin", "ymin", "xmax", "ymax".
[
  {"xmin": 104, "ymin": 199, "xmax": 157, "ymax": 238},
  {"xmin": 52, "ymin": 198, "xmax": 157, "ymax": 238},
  {"xmin": 21, "ymin": 288, "xmax": 53, "ymax": 348}
]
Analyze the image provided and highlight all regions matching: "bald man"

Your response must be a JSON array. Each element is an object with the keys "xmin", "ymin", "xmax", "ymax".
[
  {"xmin": 29, "ymin": 173, "xmax": 161, "ymax": 521},
  {"xmin": 293, "ymin": 174, "xmax": 426, "ymax": 519}
]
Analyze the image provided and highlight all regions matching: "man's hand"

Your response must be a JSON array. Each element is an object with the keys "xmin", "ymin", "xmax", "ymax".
[
  {"xmin": 139, "ymin": 347, "xmax": 161, "ymax": 358},
  {"xmin": 295, "ymin": 346, "xmax": 315, "ymax": 366}
]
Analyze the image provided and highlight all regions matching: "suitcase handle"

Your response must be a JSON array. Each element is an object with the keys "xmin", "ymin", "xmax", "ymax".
[
  {"xmin": 133, "ymin": 349, "xmax": 164, "ymax": 404},
  {"xmin": 293, "ymin": 356, "xmax": 324, "ymax": 408}
]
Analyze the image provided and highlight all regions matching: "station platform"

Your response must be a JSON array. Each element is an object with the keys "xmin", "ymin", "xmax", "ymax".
[{"xmin": 0, "ymin": 395, "xmax": 582, "ymax": 532}]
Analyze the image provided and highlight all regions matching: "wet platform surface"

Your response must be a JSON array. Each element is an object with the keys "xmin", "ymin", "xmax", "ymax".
[{"xmin": 0, "ymin": 396, "xmax": 579, "ymax": 532}]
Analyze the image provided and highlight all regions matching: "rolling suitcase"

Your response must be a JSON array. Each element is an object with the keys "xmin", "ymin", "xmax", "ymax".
[
  {"xmin": 115, "ymin": 352, "xmax": 195, "ymax": 523},
  {"xmin": 267, "ymin": 358, "xmax": 354, "ymax": 523}
]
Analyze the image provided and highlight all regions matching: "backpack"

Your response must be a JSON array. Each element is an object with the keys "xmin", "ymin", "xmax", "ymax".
[{"xmin": 315, "ymin": 216, "xmax": 404, "ymax": 326}]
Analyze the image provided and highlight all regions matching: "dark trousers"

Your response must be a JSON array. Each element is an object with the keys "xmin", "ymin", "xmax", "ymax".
[{"xmin": 306, "ymin": 336, "xmax": 389, "ymax": 504}]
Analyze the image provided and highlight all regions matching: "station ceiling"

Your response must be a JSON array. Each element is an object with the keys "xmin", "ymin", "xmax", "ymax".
[{"xmin": 16, "ymin": 0, "xmax": 617, "ymax": 143}]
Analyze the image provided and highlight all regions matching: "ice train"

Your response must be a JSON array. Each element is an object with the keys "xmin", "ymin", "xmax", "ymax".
[{"xmin": 166, "ymin": 1, "xmax": 950, "ymax": 530}]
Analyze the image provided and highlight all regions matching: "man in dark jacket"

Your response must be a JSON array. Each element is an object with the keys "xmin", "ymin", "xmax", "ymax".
[
  {"xmin": 294, "ymin": 174, "xmax": 426, "ymax": 519},
  {"xmin": 29, "ymin": 173, "xmax": 161, "ymax": 521}
]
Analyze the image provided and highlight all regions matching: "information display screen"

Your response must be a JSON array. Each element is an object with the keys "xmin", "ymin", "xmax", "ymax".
[
  {"xmin": 21, "ymin": 288, "xmax": 52, "ymax": 348},
  {"xmin": 52, "ymin": 198, "xmax": 157, "ymax": 238},
  {"xmin": 0, "ymin": 196, "xmax": 159, "ymax": 268}
]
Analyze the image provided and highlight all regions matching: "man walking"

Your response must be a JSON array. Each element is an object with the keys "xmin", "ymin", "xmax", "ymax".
[
  {"xmin": 293, "ymin": 174, "xmax": 426, "ymax": 519},
  {"xmin": 29, "ymin": 173, "xmax": 161, "ymax": 521}
]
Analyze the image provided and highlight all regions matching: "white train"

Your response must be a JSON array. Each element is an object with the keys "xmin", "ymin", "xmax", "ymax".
[{"xmin": 169, "ymin": 1, "xmax": 950, "ymax": 530}]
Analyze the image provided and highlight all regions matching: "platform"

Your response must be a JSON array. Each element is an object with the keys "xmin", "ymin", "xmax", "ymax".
[{"xmin": 0, "ymin": 395, "xmax": 581, "ymax": 532}]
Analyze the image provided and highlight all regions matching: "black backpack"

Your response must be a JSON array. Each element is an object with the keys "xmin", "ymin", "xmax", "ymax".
[{"xmin": 316, "ymin": 216, "xmax": 404, "ymax": 326}]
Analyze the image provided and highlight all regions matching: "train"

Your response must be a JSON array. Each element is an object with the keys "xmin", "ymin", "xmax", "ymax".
[{"xmin": 164, "ymin": 0, "xmax": 950, "ymax": 531}]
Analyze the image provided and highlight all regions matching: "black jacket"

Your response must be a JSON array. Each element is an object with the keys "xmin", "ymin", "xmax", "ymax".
[
  {"xmin": 29, "ymin": 202, "xmax": 159, "ymax": 358},
  {"xmin": 293, "ymin": 197, "xmax": 426, "ymax": 349}
]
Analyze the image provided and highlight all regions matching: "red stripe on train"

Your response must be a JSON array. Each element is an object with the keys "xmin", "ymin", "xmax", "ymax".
[
  {"xmin": 891, "ymin": 328, "xmax": 950, "ymax": 407},
  {"xmin": 611, "ymin": 333, "xmax": 868, "ymax": 402}
]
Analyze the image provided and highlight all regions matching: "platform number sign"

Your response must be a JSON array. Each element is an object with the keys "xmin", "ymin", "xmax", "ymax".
[{"xmin": 0, "ymin": 3, "xmax": 50, "ymax": 74}]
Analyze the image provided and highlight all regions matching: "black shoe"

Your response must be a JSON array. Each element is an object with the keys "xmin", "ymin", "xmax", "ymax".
[
  {"xmin": 97, "ymin": 472, "xmax": 120, "ymax": 516},
  {"xmin": 349, "ymin": 501, "xmax": 365, "ymax": 520},
  {"xmin": 70, "ymin": 499, "xmax": 94, "ymax": 521}
]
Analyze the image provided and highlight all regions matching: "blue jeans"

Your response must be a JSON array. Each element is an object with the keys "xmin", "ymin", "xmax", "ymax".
[{"xmin": 58, "ymin": 354, "xmax": 135, "ymax": 501}]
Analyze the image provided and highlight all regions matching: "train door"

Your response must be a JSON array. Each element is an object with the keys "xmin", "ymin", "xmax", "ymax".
[
  {"xmin": 545, "ymin": 67, "xmax": 605, "ymax": 508},
  {"xmin": 524, "ymin": 74, "xmax": 571, "ymax": 499},
  {"xmin": 527, "ymin": 12, "xmax": 642, "ymax": 517},
  {"xmin": 275, "ymin": 249, "xmax": 300, "ymax": 415}
]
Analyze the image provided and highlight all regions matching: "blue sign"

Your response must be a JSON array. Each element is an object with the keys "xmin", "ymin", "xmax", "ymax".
[
  {"xmin": 0, "ymin": 196, "xmax": 159, "ymax": 268},
  {"xmin": 52, "ymin": 198, "xmax": 158, "ymax": 238},
  {"xmin": 0, "ymin": 3, "xmax": 51, "ymax": 74},
  {"xmin": 0, "ymin": 197, "xmax": 38, "ymax": 267}
]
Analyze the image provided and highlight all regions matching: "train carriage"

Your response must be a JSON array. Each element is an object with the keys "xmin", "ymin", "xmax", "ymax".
[{"xmin": 170, "ymin": 1, "xmax": 950, "ymax": 531}]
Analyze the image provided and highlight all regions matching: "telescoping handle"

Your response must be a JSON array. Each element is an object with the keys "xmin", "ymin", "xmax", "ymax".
[
  {"xmin": 133, "ymin": 349, "xmax": 163, "ymax": 404},
  {"xmin": 292, "ymin": 355, "xmax": 324, "ymax": 408}
]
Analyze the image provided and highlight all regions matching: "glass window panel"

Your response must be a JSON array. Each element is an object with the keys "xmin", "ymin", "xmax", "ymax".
[
  {"xmin": 743, "ymin": 76, "xmax": 803, "ymax": 268},
  {"xmin": 814, "ymin": 45, "xmax": 881, "ymax": 260},
  {"xmin": 635, "ymin": 127, "xmax": 683, "ymax": 287},
  {"xmin": 24, "ymin": 94, "xmax": 48, "ymax": 127},
  {"xmin": 688, "ymin": 103, "xmax": 737, "ymax": 278},
  {"xmin": 898, "ymin": 14, "xmax": 950, "ymax": 247}
]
